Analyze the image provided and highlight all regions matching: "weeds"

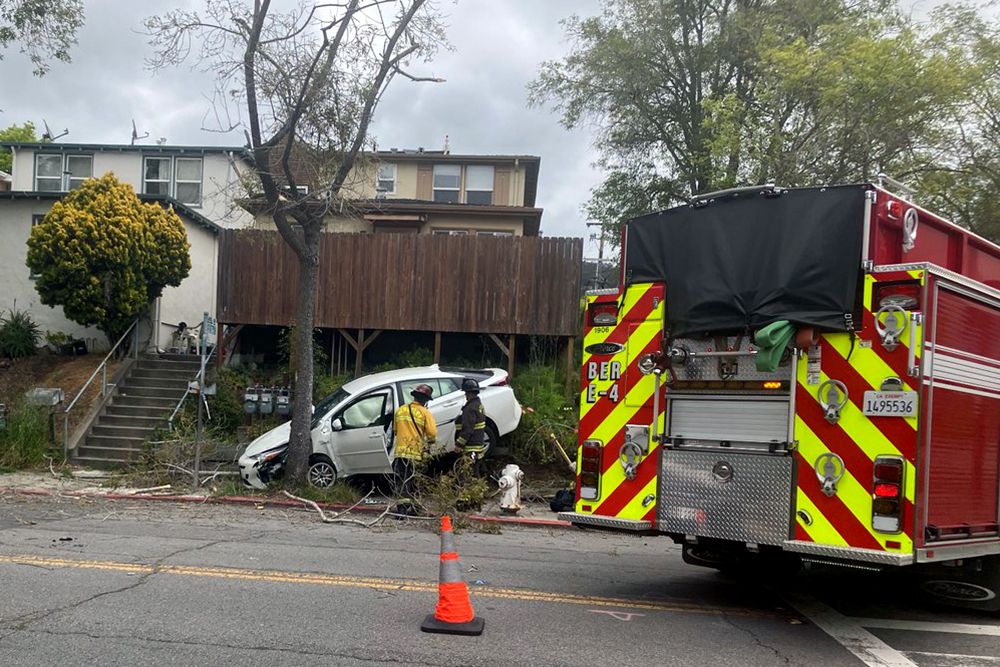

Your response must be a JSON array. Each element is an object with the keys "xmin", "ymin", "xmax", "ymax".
[
  {"xmin": 414, "ymin": 456, "xmax": 491, "ymax": 516},
  {"xmin": 290, "ymin": 481, "xmax": 363, "ymax": 505},
  {"xmin": 508, "ymin": 364, "xmax": 577, "ymax": 465},
  {"xmin": 0, "ymin": 401, "xmax": 52, "ymax": 469}
]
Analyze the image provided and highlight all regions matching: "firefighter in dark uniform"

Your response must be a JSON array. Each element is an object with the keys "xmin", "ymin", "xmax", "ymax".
[{"xmin": 455, "ymin": 378, "xmax": 487, "ymax": 472}]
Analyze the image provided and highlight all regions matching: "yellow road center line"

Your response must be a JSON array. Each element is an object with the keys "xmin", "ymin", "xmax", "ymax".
[{"xmin": 0, "ymin": 553, "xmax": 778, "ymax": 618}]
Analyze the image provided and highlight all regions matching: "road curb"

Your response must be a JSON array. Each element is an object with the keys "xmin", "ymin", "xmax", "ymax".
[{"xmin": 1, "ymin": 486, "xmax": 573, "ymax": 530}]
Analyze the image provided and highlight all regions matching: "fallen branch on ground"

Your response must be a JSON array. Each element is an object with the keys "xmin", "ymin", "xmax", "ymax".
[
  {"xmin": 281, "ymin": 489, "xmax": 390, "ymax": 527},
  {"xmin": 125, "ymin": 484, "xmax": 173, "ymax": 495}
]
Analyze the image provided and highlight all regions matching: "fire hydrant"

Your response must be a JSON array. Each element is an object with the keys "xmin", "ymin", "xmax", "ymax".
[{"xmin": 497, "ymin": 464, "xmax": 524, "ymax": 515}]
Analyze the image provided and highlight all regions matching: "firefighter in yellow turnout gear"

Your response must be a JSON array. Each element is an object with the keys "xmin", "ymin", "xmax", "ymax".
[{"xmin": 393, "ymin": 384, "xmax": 437, "ymax": 507}]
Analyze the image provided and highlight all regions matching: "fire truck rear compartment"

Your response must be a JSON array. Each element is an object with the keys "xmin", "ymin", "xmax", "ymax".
[
  {"xmin": 656, "ymin": 328, "xmax": 797, "ymax": 550},
  {"xmin": 658, "ymin": 395, "xmax": 795, "ymax": 548}
]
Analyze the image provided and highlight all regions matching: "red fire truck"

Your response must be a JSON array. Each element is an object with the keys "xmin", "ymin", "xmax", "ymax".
[{"xmin": 562, "ymin": 179, "xmax": 1000, "ymax": 610}]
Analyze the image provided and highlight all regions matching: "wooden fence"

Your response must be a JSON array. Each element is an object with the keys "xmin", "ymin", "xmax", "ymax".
[{"xmin": 217, "ymin": 231, "xmax": 583, "ymax": 337}]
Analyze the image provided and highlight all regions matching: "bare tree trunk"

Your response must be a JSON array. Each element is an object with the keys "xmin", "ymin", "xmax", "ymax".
[{"xmin": 284, "ymin": 224, "xmax": 321, "ymax": 487}]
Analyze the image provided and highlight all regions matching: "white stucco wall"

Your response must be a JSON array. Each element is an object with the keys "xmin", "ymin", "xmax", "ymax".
[
  {"xmin": 155, "ymin": 220, "xmax": 219, "ymax": 352},
  {"xmin": 9, "ymin": 147, "xmax": 253, "ymax": 228},
  {"xmin": 0, "ymin": 199, "xmax": 108, "ymax": 351},
  {"xmin": 0, "ymin": 199, "xmax": 220, "ymax": 355}
]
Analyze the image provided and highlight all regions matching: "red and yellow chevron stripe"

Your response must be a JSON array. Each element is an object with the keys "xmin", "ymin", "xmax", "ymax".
[
  {"xmin": 576, "ymin": 283, "xmax": 664, "ymax": 523},
  {"xmin": 793, "ymin": 270, "xmax": 923, "ymax": 554}
]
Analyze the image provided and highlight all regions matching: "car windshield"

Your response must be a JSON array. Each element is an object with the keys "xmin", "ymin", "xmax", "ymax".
[{"xmin": 311, "ymin": 388, "xmax": 351, "ymax": 428}]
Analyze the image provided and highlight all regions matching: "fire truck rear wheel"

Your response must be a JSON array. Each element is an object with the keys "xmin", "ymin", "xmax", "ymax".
[{"xmin": 682, "ymin": 543, "xmax": 742, "ymax": 571}]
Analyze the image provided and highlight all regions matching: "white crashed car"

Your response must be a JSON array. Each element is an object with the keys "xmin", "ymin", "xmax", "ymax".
[{"xmin": 238, "ymin": 365, "xmax": 522, "ymax": 488}]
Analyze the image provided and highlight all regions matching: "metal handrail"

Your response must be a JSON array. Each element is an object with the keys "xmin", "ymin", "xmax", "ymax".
[
  {"xmin": 167, "ymin": 344, "xmax": 217, "ymax": 430},
  {"xmin": 62, "ymin": 319, "xmax": 140, "ymax": 457}
]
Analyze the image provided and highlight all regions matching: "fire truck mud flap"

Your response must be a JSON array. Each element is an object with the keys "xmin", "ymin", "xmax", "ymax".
[{"xmin": 658, "ymin": 450, "xmax": 794, "ymax": 547}]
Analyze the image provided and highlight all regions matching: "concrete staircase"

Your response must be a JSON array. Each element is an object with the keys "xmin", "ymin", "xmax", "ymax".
[{"xmin": 73, "ymin": 353, "xmax": 201, "ymax": 468}]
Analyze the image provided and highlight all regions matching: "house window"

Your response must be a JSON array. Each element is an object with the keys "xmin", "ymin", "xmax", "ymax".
[
  {"xmin": 432, "ymin": 164, "xmax": 461, "ymax": 203},
  {"xmin": 144, "ymin": 157, "xmax": 172, "ymax": 195},
  {"xmin": 174, "ymin": 158, "xmax": 203, "ymax": 206},
  {"xmin": 35, "ymin": 154, "xmax": 91, "ymax": 191},
  {"xmin": 66, "ymin": 155, "xmax": 93, "ymax": 190},
  {"xmin": 465, "ymin": 165, "xmax": 494, "ymax": 205},
  {"xmin": 432, "ymin": 229, "xmax": 468, "ymax": 236},
  {"xmin": 143, "ymin": 156, "xmax": 204, "ymax": 206},
  {"xmin": 376, "ymin": 163, "xmax": 396, "ymax": 195},
  {"xmin": 29, "ymin": 214, "xmax": 44, "ymax": 279},
  {"xmin": 477, "ymin": 230, "xmax": 514, "ymax": 237},
  {"xmin": 35, "ymin": 155, "xmax": 62, "ymax": 191}
]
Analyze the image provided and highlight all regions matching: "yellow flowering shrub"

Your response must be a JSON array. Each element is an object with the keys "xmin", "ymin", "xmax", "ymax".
[{"xmin": 26, "ymin": 173, "xmax": 192, "ymax": 342}]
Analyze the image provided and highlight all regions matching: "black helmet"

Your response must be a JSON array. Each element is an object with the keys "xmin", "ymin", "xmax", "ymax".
[
  {"xmin": 410, "ymin": 383, "xmax": 434, "ymax": 401},
  {"xmin": 461, "ymin": 378, "xmax": 480, "ymax": 393}
]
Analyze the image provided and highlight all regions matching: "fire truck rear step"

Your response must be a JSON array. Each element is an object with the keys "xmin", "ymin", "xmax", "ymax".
[
  {"xmin": 783, "ymin": 540, "xmax": 914, "ymax": 566},
  {"xmin": 558, "ymin": 513, "xmax": 653, "ymax": 533}
]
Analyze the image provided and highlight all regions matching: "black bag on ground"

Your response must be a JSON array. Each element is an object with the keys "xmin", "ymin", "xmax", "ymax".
[{"xmin": 550, "ymin": 489, "xmax": 575, "ymax": 513}]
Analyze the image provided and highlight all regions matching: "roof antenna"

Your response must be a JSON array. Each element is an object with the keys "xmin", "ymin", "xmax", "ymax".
[
  {"xmin": 131, "ymin": 120, "xmax": 149, "ymax": 146},
  {"xmin": 41, "ymin": 120, "xmax": 69, "ymax": 142},
  {"xmin": 443, "ymin": 134, "xmax": 450, "ymax": 155}
]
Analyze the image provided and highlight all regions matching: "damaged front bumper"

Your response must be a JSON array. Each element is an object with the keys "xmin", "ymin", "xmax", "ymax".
[{"xmin": 238, "ymin": 447, "xmax": 287, "ymax": 489}]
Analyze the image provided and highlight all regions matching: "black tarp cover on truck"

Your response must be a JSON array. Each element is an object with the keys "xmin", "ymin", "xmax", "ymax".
[{"xmin": 624, "ymin": 185, "xmax": 867, "ymax": 337}]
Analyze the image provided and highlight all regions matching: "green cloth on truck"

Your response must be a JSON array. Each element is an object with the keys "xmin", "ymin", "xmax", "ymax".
[{"xmin": 754, "ymin": 320, "xmax": 795, "ymax": 372}]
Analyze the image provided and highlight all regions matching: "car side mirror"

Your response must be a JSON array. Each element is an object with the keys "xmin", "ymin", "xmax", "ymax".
[{"xmin": 331, "ymin": 418, "xmax": 343, "ymax": 431}]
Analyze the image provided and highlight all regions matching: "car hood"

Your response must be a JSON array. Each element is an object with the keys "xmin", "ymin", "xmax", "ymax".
[{"xmin": 242, "ymin": 421, "xmax": 292, "ymax": 458}]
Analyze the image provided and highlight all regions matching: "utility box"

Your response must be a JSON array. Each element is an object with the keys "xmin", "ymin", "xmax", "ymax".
[{"xmin": 25, "ymin": 388, "xmax": 64, "ymax": 407}]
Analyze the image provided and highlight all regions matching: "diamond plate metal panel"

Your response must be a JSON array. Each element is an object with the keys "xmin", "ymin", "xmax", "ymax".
[
  {"xmin": 558, "ymin": 513, "xmax": 653, "ymax": 532},
  {"xmin": 658, "ymin": 450, "xmax": 794, "ymax": 546}
]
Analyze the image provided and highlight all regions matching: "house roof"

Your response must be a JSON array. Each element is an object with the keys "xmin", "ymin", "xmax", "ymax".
[
  {"xmin": 0, "ymin": 142, "xmax": 250, "ymax": 157},
  {"xmin": 0, "ymin": 191, "xmax": 223, "ymax": 234}
]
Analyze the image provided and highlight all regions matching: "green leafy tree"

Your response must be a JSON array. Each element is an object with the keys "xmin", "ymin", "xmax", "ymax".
[
  {"xmin": 912, "ymin": 5, "xmax": 1000, "ymax": 243},
  {"xmin": 26, "ymin": 174, "xmax": 192, "ymax": 343},
  {"xmin": 531, "ymin": 0, "xmax": 991, "ymax": 243},
  {"xmin": 0, "ymin": 121, "xmax": 38, "ymax": 173},
  {"xmin": 0, "ymin": 0, "xmax": 84, "ymax": 75}
]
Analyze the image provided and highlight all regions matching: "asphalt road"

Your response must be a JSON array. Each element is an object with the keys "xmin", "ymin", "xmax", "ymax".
[{"xmin": 0, "ymin": 494, "xmax": 997, "ymax": 666}]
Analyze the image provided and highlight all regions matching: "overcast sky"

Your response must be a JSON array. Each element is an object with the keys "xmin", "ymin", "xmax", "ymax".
[
  {"xmin": 0, "ymin": 0, "xmax": 605, "ymax": 251},
  {"xmin": 0, "ymin": 0, "xmax": 961, "ymax": 256}
]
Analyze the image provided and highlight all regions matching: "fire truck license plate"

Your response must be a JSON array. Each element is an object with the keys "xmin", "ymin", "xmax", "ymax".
[{"xmin": 862, "ymin": 391, "xmax": 917, "ymax": 417}]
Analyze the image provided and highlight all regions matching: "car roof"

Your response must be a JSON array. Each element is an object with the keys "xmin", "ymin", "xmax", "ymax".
[{"xmin": 340, "ymin": 365, "xmax": 458, "ymax": 395}]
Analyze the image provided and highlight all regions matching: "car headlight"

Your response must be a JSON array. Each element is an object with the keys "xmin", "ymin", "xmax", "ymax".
[{"xmin": 251, "ymin": 447, "xmax": 287, "ymax": 464}]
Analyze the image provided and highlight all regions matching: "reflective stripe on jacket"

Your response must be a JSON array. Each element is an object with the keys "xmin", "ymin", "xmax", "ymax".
[
  {"xmin": 393, "ymin": 402, "xmax": 437, "ymax": 461},
  {"xmin": 456, "ymin": 396, "xmax": 486, "ymax": 450}
]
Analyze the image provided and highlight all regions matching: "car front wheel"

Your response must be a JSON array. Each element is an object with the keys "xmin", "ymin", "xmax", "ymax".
[{"xmin": 308, "ymin": 456, "xmax": 338, "ymax": 488}]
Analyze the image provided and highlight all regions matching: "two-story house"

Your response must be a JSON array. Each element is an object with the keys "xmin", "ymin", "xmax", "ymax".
[
  {"xmin": 0, "ymin": 142, "xmax": 252, "ymax": 351},
  {"xmin": 250, "ymin": 147, "xmax": 543, "ymax": 236}
]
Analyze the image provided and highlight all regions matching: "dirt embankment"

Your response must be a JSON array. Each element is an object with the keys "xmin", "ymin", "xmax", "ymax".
[{"xmin": 0, "ymin": 353, "xmax": 120, "ymax": 434}]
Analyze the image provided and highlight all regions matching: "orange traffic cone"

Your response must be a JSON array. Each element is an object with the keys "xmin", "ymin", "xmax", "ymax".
[{"xmin": 420, "ymin": 515, "xmax": 485, "ymax": 636}]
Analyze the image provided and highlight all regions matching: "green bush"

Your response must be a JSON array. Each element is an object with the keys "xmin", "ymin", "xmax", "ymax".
[
  {"xmin": 508, "ymin": 365, "xmax": 577, "ymax": 464},
  {"xmin": 313, "ymin": 372, "xmax": 349, "ymax": 403},
  {"xmin": 0, "ymin": 401, "xmax": 50, "ymax": 469},
  {"xmin": 0, "ymin": 307, "xmax": 40, "ymax": 358},
  {"xmin": 370, "ymin": 346, "xmax": 434, "ymax": 374},
  {"xmin": 278, "ymin": 326, "xmax": 329, "ymax": 375}
]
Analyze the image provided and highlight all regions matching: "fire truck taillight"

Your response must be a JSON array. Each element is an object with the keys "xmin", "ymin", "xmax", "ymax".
[
  {"xmin": 579, "ymin": 440, "xmax": 603, "ymax": 500},
  {"xmin": 588, "ymin": 302, "xmax": 619, "ymax": 327},
  {"xmin": 872, "ymin": 456, "xmax": 904, "ymax": 534}
]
